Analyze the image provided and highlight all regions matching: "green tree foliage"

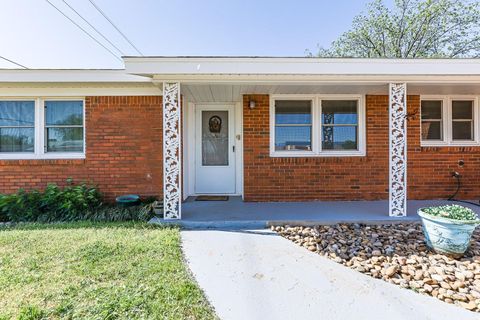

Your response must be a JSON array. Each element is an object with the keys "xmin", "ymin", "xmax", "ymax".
[{"xmin": 312, "ymin": 0, "xmax": 480, "ymax": 58}]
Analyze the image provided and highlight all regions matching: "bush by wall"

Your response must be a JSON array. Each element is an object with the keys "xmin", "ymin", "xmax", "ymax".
[
  {"xmin": 0, "ymin": 180, "xmax": 155, "ymax": 223},
  {"xmin": 82, "ymin": 203, "xmax": 155, "ymax": 222}
]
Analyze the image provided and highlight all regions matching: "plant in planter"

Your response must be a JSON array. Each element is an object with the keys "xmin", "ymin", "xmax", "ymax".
[{"xmin": 418, "ymin": 204, "xmax": 480, "ymax": 257}]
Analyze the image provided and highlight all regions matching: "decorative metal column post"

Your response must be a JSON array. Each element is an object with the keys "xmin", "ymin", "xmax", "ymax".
[
  {"xmin": 389, "ymin": 83, "xmax": 407, "ymax": 217},
  {"xmin": 163, "ymin": 82, "xmax": 181, "ymax": 219}
]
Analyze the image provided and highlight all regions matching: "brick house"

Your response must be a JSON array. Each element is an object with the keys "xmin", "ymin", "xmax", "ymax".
[{"xmin": 1, "ymin": 57, "xmax": 480, "ymax": 219}]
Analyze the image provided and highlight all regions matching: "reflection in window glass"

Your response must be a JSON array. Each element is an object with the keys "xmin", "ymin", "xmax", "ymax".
[
  {"xmin": 46, "ymin": 128, "xmax": 84, "ymax": 152},
  {"xmin": 45, "ymin": 101, "xmax": 83, "ymax": 125},
  {"xmin": 421, "ymin": 100, "xmax": 443, "ymax": 141},
  {"xmin": 452, "ymin": 101, "xmax": 473, "ymax": 119},
  {"xmin": 274, "ymin": 100, "xmax": 312, "ymax": 151},
  {"xmin": 452, "ymin": 100, "xmax": 473, "ymax": 141},
  {"xmin": 452, "ymin": 121, "xmax": 473, "ymax": 140},
  {"xmin": 422, "ymin": 121, "xmax": 442, "ymax": 140},
  {"xmin": 45, "ymin": 101, "xmax": 84, "ymax": 152},
  {"xmin": 322, "ymin": 100, "xmax": 358, "ymax": 150},
  {"xmin": 0, "ymin": 101, "xmax": 35, "ymax": 152},
  {"xmin": 275, "ymin": 126, "xmax": 312, "ymax": 151}
]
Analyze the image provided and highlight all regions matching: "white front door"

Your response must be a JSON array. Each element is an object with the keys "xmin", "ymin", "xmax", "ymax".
[{"xmin": 195, "ymin": 105, "xmax": 236, "ymax": 194}]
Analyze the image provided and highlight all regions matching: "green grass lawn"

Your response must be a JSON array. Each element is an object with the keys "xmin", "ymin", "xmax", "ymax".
[{"xmin": 0, "ymin": 222, "xmax": 216, "ymax": 320}]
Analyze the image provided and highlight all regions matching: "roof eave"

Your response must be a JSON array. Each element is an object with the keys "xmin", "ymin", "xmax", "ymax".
[
  {"xmin": 0, "ymin": 69, "xmax": 152, "ymax": 83},
  {"xmin": 124, "ymin": 57, "xmax": 480, "ymax": 81}
]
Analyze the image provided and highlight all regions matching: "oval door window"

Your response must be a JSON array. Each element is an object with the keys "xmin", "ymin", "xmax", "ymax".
[{"xmin": 209, "ymin": 115, "xmax": 222, "ymax": 133}]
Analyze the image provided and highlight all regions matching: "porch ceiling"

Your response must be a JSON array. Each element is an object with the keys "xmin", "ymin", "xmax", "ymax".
[
  {"xmin": 182, "ymin": 84, "xmax": 388, "ymax": 103},
  {"xmin": 182, "ymin": 83, "xmax": 480, "ymax": 103}
]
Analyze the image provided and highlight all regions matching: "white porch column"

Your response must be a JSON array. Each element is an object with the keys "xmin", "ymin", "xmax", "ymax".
[
  {"xmin": 163, "ymin": 82, "xmax": 182, "ymax": 219},
  {"xmin": 389, "ymin": 83, "xmax": 407, "ymax": 217}
]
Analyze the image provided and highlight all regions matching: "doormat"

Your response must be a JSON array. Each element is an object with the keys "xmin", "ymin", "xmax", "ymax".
[{"xmin": 195, "ymin": 196, "xmax": 229, "ymax": 201}]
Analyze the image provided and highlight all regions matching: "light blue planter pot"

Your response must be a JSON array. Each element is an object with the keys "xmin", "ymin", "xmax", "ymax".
[{"xmin": 418, "ymin": 209, "xmax": 480, "ymax": 257}]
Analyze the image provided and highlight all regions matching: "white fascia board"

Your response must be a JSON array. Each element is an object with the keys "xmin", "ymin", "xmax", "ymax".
[
  {"xmin": 0, "ymin": 69, "xmax": 152, "ymax": 83},
  {"xmin": 0, "ymin": 84, "xmax": 162, "ymax": 97},
  {"xmin": 124, "ymin": 57, "xmax": 480, "ymax": 82},
  {"xmin": 150, "ymin": 74, "xmax": 480, "ymax": 85}
]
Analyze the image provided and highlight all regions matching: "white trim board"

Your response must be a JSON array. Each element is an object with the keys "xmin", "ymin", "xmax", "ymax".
[
  {"xmin": 0, "ymin": 84, "xmax": 162, "ymax": 97},
  {"xmin": 4, "ymin": 57, "xmax": 480, "ymax": 85},
  {"xmin": 126, "ymin": 57, "xmax": 480, "ymax": 78},
  {"xmin": 0, "ymin": 69, "xmax": 151, "ymax": 83}
]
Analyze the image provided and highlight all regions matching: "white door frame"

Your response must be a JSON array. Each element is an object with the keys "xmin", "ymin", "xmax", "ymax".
[{"xmin": 184, "ymin": 101, "xmax": 243, "ymax": 198}]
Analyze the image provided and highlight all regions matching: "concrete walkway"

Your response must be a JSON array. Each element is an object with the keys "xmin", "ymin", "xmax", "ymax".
[{"xmin": 181, "ymin": 229, "xmax": 478, "ymax": 320}]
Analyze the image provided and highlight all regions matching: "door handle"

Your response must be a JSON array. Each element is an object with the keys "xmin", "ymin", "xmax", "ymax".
[{"xmin": 232, "ymin": 146, "xmax": 235, "ymax": 152}]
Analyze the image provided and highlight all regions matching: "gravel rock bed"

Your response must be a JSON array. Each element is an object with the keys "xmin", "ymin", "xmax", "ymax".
[{"xmin": 274, "ymin": 223, "xmax": 480, "ymax": 312}]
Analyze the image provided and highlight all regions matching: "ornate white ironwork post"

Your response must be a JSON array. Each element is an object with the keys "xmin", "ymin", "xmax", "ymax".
[
  {"xmin": 163, "ymin": 82, "xmax": 181, "ymax": 219},
  {"xmin": 389, "ymin": 83, "xmax": 407, "ymax": 217}
]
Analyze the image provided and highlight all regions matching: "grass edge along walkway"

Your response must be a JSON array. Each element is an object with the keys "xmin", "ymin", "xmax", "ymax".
[{"xmin": 0, "ymin": 222, "xmax": 216, "ymax": 320}]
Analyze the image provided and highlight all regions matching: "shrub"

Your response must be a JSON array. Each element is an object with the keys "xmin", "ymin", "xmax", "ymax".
[
  {"xmin": 37, "ymin": 181, "xmax": 102, "ymax": 222},
  {"xmin": 0, "ymin": 180, "xmax": 102, "ymax": 223},
  {"xmin": 0, "ymin": 189, "xmax": 42, "ymax": 222},
  {"xmin": 0, "ymin": 180, "xmax": 157, "ymax": 223},
  {"xmin": 422, "ymin": 204, "xmax": 479, "ymax": 221},
  {"xmin": 83, "ymin": 203, "xmax": 155, "ymax": 222}
]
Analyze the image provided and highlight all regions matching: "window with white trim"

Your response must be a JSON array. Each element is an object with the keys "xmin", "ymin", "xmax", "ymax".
[
  {"xmin": 45, "ymin": 100, "xmax": 84, "ymax": 153},
  {"xmin": 0, "ymin": 98, "xmax": 85, "ymax": 159},
  {"xmin": 451, "ymin": 100, "xmax": 474, "ymax": 141},
  {"xmin": 270, "ymin": 95, "xmax": 365, "ymax": 157},
  {"xmin": 421, "ymin": 96, "xmax": 478, "ymax": 146},
  {"xmin": 0, "ymin": 101, "xmax": 35, "ymax": 153},
  {"xmin": 321, "ymin": 100, "xmax": 359, "ymax": 151},
  {"xmin": 274, "ymin": 100, "xmax": 312, "ymax": 151},
  {"xmin": 421, "ymin": 100, "xmax": 443, "ymax": 141}
]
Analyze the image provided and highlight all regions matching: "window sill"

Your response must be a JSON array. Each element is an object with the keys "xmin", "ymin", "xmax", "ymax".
[
  {"xmin": 270, "ymin": 150, "xmax": 366, "ymax": 158},
  {"xmin": 0, "ymin": 153, "xmax": 86, "ymax": 160},
  {"xmin": 421, "ymin": 141, "xmax": 480, "ymax": 147}
]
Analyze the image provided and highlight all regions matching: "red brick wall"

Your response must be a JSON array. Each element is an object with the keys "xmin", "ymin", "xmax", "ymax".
[
  {"xmin": 243, "ymin": 94, "xmax": 480, "ymax": 201},
  {"xmin": 0, "ymin": 96, "xmax": 163, "ymax": 201},
  {"xmin": 2, "ymin": 93, "xmax": 478, "ymax": 203}
]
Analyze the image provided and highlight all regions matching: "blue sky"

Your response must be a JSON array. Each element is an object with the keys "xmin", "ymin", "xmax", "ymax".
[{"xmin": 0, "ymin": 0, "xmax": 374, "ymax": 69}]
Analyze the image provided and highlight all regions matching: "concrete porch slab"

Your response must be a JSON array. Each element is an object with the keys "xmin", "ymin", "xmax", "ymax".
[{"xmin": 150, "ymin": 197, "xmax": 480, "ymax": 229}]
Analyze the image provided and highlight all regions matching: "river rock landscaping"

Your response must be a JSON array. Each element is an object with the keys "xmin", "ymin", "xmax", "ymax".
[{"xmin": 274, "ymin": 223, "xmax": 480, "ymax": 312}]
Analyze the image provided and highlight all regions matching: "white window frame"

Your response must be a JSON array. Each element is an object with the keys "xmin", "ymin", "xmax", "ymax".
[
  {"xmin": 0, "ymin": 97, "xmax": 36, "ymax": 155},
  {"xmin": 0, "ymin": 97, "xmax": 86, "ymax": 160},
  {"xmin": 420, "ymin": 95, "xmax": 479, "ymax": 147},
  {"xmin": 419, "ymin": 98, "xmax": 445, "ymax": 143},
  {"xmin": 270, "ymin": 94, "xmax": 366, "ymax": 157}
]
